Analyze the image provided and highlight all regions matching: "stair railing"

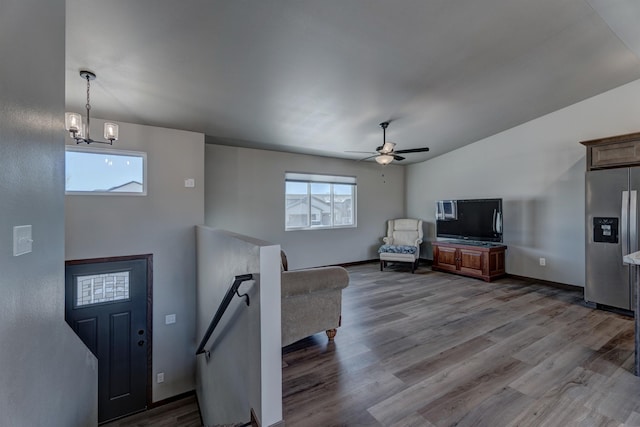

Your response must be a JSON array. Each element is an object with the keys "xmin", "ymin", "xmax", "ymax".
[{"xmin": 196, "ymin": 274, "xmax": 254, "ymax": 357}]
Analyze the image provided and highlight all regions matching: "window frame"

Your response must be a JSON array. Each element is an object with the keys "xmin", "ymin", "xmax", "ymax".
[
  {"xmin": 65, "ymin": 145, "xmax": 148, "ymax": 196},
  {"xmin": 285, "ymin": 172, "xmax": 357, "ymax": 231}
]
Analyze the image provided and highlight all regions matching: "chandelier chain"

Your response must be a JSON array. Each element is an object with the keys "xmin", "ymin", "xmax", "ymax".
[
  {"xmin": 85, "ymin": 75, "xmax": 91, "ymax": 111},
  {"xmin": 84, "ymin": 74, "xmax": 91, "ymax": 140}
]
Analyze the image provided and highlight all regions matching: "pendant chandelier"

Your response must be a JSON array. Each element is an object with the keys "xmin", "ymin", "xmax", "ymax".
[{"xmin": 65, "ymin": 70, "xmax": 119, "ymax": 145}]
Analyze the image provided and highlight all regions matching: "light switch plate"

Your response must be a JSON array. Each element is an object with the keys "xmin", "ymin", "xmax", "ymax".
[
  {"xmin": 165, "ymin": 314, "xmax": 176, "ymax": 324},
  {"xmin": 184, "ymin": 178, "xmax": 195, "ymax": 188},
  {"xmin": 13, "ymin": 225, "xmax": 33, "ymax": 256}
]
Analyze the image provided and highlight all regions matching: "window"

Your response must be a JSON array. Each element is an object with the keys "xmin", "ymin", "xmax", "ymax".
[
  {"xmin": 65, "ymin": 146, "xmax": 147, "ymax": 195},
  {"xmin": 76, "ymin": 271, "xmax": 130, "ymax": 307},
  {"xmin": 285, "ymin": 172, "xmax": 356, "ymax": 230}
]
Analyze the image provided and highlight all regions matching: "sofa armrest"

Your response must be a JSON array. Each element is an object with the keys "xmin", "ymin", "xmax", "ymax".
[
  {"xmin": 383, "ymin": 236, "xmax": 393, "ymax": 244},
  {"xmin": 281, "ymin": 266, "xmax": 349, "ymax": 298}
]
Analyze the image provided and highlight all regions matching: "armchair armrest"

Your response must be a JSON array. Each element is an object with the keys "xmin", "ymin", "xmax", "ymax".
[
  {"xmin": 414, "ymin": 238, "xmax": 423, "ymax": 246},
  {"xmin": 383, "ymin": 236, "xmax": 393, "ymax": 244}
]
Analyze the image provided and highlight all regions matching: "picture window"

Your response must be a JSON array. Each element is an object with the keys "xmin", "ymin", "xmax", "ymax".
[{"xmin": 285, "ymin": 172, "xmax": 356, "ymax": 230}]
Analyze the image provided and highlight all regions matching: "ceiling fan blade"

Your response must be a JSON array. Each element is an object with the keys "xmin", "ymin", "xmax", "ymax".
[
  {"xmin": 345, "ymin": 150, "xmax": 378, "ymax": 154},
  {"xmin": 358, "ymin": 154, "xmax": 378, "ymax": 161},
  {"xmin": 394, "ymin": 147, "xmax": 430, "ymax": 154},
  {"xmin": 393, "ymin": 155, "xmax": 406, "ymax": 161}
]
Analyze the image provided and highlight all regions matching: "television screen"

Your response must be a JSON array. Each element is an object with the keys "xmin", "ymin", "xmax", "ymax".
[{"xmin": 436, "ymin": 198, "xmax": 503, "ymax": 242}]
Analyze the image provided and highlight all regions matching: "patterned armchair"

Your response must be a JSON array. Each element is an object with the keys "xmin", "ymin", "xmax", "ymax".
[{"xmin": 378, "ymin": 218, "xmax": 423, "ymax": 273}]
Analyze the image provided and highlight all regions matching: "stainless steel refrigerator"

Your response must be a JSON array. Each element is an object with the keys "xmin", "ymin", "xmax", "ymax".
[{"xmin": 586, "ymin": 167, "xmax": 640, "ymax": 311}]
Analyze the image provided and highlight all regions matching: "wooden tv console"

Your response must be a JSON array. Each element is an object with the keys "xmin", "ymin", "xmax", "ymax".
[{"xmin": 431, "ymin": 241, "xmax": 507, "ymax": 282}]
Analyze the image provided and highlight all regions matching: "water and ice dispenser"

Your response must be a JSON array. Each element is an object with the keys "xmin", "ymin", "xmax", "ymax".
[{"xmin": 593, "ymin": 217, "xmax": 618, "ymax": 244}]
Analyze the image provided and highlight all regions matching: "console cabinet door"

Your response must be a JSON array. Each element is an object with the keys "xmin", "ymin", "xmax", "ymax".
[
  {"xmin": 434, "ymin": 245, "xmax": 458, "ymax": 272},
  {"xmin": 459, "ymin": 249, "xmax": 484, "ymax": 277}
]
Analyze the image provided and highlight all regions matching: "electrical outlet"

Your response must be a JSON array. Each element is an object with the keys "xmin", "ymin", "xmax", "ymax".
[
  {"xmin": 157, "ymin": 372, "xmax": 164, "ymax": 383},
  {"xmin": 539, "ymin": 257, "xmax": 546, "ymax": 266},
  {"xmin": 165, "ymin": 314, "xmax": 176, "ymax": 325}
]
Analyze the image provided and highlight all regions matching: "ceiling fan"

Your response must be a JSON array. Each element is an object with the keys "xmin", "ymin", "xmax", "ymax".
[{"xmin": 357, "ymin": 122, "xmax": 430, "ymax": 165}]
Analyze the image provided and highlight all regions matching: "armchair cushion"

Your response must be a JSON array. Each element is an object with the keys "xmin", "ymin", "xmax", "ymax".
[{"xmin": 378, "ymin": 244, "xmax": 418, "ymax": 254}]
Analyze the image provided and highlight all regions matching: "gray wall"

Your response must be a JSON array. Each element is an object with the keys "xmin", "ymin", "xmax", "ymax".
[
  {"xmin": 65, "ymin": 120, "xmax": 204, "ymax": 401},
  {"xmin": 196, "ymin": 227, "xmax": 282, "ymax": 426},
  {"xmin": 205, "ymin": 144, "xmax": 406, "ymax": 269},
  {"xmin": 407, "ymin": 77, "xmax": 640, "ymax": 287},
  {"xmin": 0, "ymin": 0, "xmax": 98, "ymax": 425}
]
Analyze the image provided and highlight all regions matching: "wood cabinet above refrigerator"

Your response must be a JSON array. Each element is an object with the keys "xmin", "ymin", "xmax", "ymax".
[{"xmin": 580, "ymin": 132, "xmax": 640, "ymax": 171}]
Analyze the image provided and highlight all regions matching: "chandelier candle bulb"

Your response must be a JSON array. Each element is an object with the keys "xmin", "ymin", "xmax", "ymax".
[
  {"xmin": 104, "ymin": 122, "xmax": 119, "ymax": 142},
  {"xmin": 65, "ymin": 112, "xmax": 82, "ymax": 133}
]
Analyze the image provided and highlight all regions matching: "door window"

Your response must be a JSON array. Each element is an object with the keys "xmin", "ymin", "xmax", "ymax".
[{"xmin": 76, "ymin": 271, "xmax": 130, "ymax": 307}]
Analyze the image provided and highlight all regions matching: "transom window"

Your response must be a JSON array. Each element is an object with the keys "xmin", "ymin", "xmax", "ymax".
[
  {"xmin": 65, "ymin": 146, "xmax": 147, "ymax": 195},
  {"xmin": 285, "ymin": 172, "xmax": 356, "ymax": 230}
]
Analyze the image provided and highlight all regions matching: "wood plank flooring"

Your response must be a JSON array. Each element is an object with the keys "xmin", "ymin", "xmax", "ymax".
[
  {"xmin": 100, "ymin": 394, "xmax": 201, "ymax": 427},
  {"xmin": 104, "ymin": 263, "xmax": 640, "ymax": 426},
  {"xmin": 282, "ymin": 263, "xmax": 640, "ymax": 426}
]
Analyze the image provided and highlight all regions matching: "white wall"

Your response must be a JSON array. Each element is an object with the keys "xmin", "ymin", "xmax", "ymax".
[
  {"xmin": 195, "ymin": 227, "xmax": 282, "ymax": 427},
  {"xmin": 65, "ymin": 121, "xmax": 205, "ymax": 401},
  {"xmin": 205, "ymin": 144, "xmax": 406, "ymax": 269},
  {"xmin": 0, "ymin": 0, "xmax": 98, "ymax": 425},
  {"xmin": 407, "ymin": 78, "xmax": 640, "ymax": 287}
]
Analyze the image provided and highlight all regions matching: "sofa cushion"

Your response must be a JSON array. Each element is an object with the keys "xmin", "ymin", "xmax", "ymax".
[{"xmin": 281, "ymin": 266, "xmax": 349, "ymax": 297}]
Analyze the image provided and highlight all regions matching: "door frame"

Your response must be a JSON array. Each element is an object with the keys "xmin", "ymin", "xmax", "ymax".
[{"xmin": 66, "ymin": 253, "xmax": 154, "ymax": 412}]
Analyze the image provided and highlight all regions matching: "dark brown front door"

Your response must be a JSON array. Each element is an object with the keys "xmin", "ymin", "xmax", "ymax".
[{"xmin": 65, "ymin": 257, "xmax": 150, "ymax": 423}]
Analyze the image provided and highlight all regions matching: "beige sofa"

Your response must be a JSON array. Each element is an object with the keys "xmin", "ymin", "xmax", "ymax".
[{"xmin": 280, "ymin": 252, "xmax": 349, "ymax": 347}]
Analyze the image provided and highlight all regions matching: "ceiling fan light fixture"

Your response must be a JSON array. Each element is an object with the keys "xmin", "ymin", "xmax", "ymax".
[
  {"xmin": 375, "ymin": 154, "xmax": 394, "ymax": 165},
  {"xmin": 380, "ymin": 141, "xmax": 396, "ymax": 153}
]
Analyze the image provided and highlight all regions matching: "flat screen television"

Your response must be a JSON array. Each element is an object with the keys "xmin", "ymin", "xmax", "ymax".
[{"xmin": 436, "ymin": 198, "xmax": 503, "ymax": 243}]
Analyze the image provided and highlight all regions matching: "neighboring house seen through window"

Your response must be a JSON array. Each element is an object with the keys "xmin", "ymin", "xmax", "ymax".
[{"xmin": 285, "ymin": 172, "xmax": 356, "ymax": 230}]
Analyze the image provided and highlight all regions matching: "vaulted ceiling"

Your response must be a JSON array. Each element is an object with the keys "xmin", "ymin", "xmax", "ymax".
[{"xmin": 66, "ymin": 0, "xmax": 640, "ymax": 164}]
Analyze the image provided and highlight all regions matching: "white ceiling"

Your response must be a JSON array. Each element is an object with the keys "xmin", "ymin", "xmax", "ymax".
[{"xmin": 66, "ymin": 0, "xmax": 640, "ymax": 164}]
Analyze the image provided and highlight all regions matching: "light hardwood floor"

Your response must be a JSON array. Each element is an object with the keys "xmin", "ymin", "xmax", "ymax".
[
  {"xmin": 282, "ymin": 263, "xmax": 640, "ymax": 426},
  {"xmin": 105, "ymin": 263, "xmax": 640, "ymax": 426}
]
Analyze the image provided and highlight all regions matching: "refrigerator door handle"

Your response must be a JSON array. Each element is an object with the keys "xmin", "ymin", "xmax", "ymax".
[
  {"xmin": 623, "ymin": 190, "xmax": 630, "ymax": 259},
  {"xmin": 631, "ymin": 190, "xmax": 638, "ymax": 254}
]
